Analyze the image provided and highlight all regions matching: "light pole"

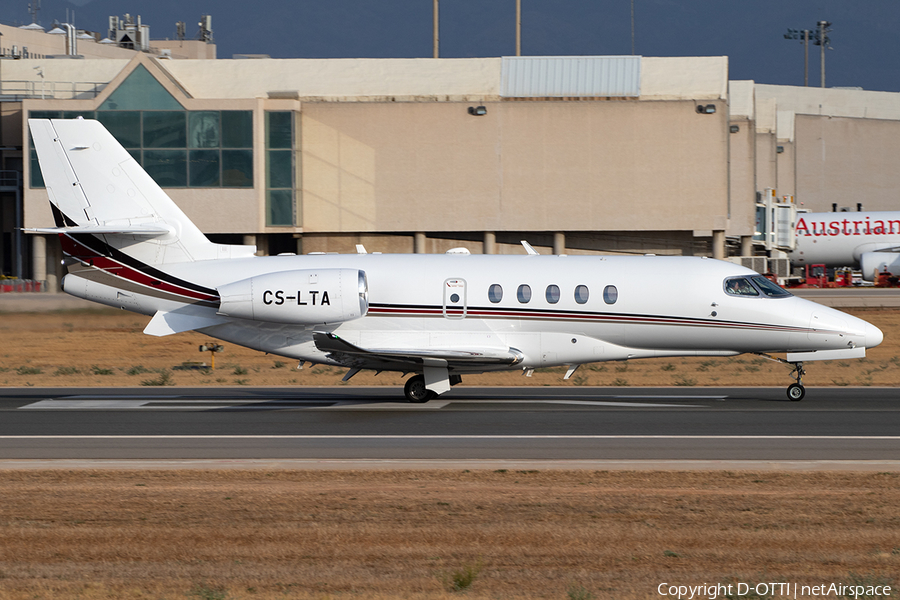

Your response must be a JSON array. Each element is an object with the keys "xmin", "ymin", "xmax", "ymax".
[
  {"xmin": 783, "ymin": 28, "xmax": 811, "ymax": 86},
  {"xmin": 516, "ymin": 0, "xmax": 521, "ymax": 56},
  {"xmin": 816, "ymin": 20, "xmax": 832, "ymax": 88},
  {"xmin": 630, "ymin": 0, "xmax": 635, "ymax": 55},
  {"xmin": 433, "ymin": 0, "xmax": 439, "ymax": 58},
  {"xmin": 784, "ymin": 22, "xmax": 831, "ymax": 88}
]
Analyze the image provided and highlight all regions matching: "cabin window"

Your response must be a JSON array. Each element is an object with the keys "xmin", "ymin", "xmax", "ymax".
[
  {"xmin": 603, "ymin": 285, "xmax": 618, "ymax": 304},
  {"xmin": 545, "ymin": 284, "xmax": 560, "ymax": 304},
  {"xmin": 724, "ymin": 277, "xmax": 759, "ymax": 296},
  {"xmin": 517, "ymin": 284, "xmax": 532, "ymax": 303},
  {"xmin": 750, "ymin": 275, "xmax": 792, "ymax": 298},
  {"xmin": 574, "ymin": 285, "xmax": 589, "ymax": 304},
  {"xmin": 488, "ymin": 284, "xmax": 503, "ymax": 303}
]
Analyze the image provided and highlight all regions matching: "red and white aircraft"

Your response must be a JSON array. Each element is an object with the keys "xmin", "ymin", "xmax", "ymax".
[
  {"xmin": 27, "ymin": 119, "xmax": 883, "ymax": 401},
  {"xmin": 790, "ymin": 211, "xmax": 900, "ymax": 280}
]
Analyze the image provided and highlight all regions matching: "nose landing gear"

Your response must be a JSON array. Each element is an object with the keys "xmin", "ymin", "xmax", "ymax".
[
  {"xmin": 787, "ymin": 383, "xmax": 805, "ymax": 401},
  {"xmin": 753, "ymin": 354, "xmax": 806, "ymax": 401},
  {"xmin": 786, "ymin": 361, "xmax": 806, "ymax": 401}
]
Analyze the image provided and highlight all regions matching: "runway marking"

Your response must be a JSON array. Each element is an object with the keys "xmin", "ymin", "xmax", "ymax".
[
  {"xmin": 1, "ymin": 435, "xmax": 899, "ymax": 440},
  {"xmin": 18, "ymin": 398, "xmax": 709, "ymax": 410}
]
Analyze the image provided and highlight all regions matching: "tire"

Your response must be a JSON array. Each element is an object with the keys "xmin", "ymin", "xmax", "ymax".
[
  {"xmin": 404, "ymin": 375, "xmax": 435, "ymax": 403},
  {"xmin": 787, "ymin": 383, "xmax": 805, "ymax": 401}
]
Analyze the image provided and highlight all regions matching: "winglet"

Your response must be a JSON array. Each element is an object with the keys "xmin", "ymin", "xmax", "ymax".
[{"xmin": 521, "ymin": 240, "xmax": 539, "ymax": 255}]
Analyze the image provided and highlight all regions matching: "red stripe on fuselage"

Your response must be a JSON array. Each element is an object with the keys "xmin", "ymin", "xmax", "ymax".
[
  {"xmin": 366, "ymin": 305, "xmax": 808, "ymax": 333},
  {"xmin": 60, "ymin": 234, "xmax": 219, "ymax": 303}
]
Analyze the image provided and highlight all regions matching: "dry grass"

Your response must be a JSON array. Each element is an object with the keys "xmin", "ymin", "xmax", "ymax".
[
  {"xmin": 1, "ymin": 308, "xmax": 899, "ymax": 389},
  {"xmin": 0, "ymin": 470, "xmax": 897, "ymax": 599}
]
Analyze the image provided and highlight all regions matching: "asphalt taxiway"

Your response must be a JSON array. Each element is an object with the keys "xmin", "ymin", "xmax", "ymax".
[{"xmin": 1, "ymin": 386, "xmax": 898, "ymax": 464}]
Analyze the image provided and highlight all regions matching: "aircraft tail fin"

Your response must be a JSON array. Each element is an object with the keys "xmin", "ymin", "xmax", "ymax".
[{"xmin": 28, "ymin": 118, "xmax": 255, "ymax": 265}]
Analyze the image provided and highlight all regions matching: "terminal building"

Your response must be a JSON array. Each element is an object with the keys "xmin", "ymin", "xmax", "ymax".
[{"xmin": 2, "ymin": 18, "xmax": 900, "ymax": 291}]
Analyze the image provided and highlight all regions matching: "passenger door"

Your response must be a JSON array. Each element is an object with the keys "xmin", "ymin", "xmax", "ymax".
[{"xmin": 443, "ymin": 278, "xmax": 467, "ymax": 319}]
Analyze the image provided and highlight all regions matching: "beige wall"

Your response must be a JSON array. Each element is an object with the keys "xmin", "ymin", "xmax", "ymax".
[
  {"xmin": 167, "ymin": 189, "xmax": 259, "ymax": 234},
  {"xmin": 775, "ymin": 140, "xmax": 795, "ymax": 200},
  {"xmin": 162, "ymin": 58, "xmax": 503, "ymax": 102},
  {"xmin": 151, "ymin": 40, "xmax": 216, "ymax": 60},
  {"xmin": 755, "ymin": 131, "xmax": 777, "ymax": 194},
  {"xmin": 728, "ymin": 117, "xmax": 756, "ymax": 236},
  {"xmin": 795, "ymin": 115, "xmax": 900, "ymax": 212},
  {"xmin": 300, "ymin": 100, "xmax": 730, "ymax": 235},
  {"xmin": 1, "ymin": 101, "xmax": 24, "ymax": 148}
]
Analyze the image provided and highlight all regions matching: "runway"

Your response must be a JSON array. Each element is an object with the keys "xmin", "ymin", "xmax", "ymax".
[{"xmin": 1, "ymin": 386, "xmax": 899, "ymax": 464}]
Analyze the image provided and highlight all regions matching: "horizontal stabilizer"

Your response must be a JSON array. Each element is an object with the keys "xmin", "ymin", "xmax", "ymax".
[
  {"xmin": 144, "ymin": 309, "xmax": 229, "ymax": 337},
  {"xmin": 23, "ymin": 225, "xmax": 173, "ymax": 237},
  {"xmin": 313, "ymin": 332, "xmax": 524, "ymax": 368}
]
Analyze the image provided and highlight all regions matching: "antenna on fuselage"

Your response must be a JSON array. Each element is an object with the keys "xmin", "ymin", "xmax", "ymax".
[{"xmin": 520, "ymin": 240, "xmax": 539, "ymax": 255}]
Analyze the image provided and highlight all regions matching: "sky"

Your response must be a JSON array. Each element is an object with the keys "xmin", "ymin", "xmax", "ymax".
[{"xmin": 10, "ymin": 0, "xmax": 900, "ymax": 92}]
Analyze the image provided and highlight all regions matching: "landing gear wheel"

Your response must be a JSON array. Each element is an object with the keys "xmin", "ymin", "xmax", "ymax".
[
  {"xmin": 753, "ymin": 354, "xmax": 810, "ymax": 402},
  {"xmin": 787, "ymin": 360, "xmax": 806, "ymax": 401},
  {"xmin": 404, "ymin": 374, "xmax": 436, "ymax": 403},
  {"xmin": 787, "ymin": 383, "xmax": 805, "ymax": 401}
]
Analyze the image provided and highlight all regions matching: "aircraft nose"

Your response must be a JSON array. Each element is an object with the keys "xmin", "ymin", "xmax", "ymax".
[{"xmin": 866, "ymin": 322, "xmax": 884, "ymax": 349}]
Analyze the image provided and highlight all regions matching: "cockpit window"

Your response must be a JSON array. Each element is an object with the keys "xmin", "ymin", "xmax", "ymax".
[
  {"xmin": 724, "ymin": 277, "xmax": 759, "ymax": 296},
  {"xmin": 750, "ymin": 275, "xmax": 792, "ymax": 298}
]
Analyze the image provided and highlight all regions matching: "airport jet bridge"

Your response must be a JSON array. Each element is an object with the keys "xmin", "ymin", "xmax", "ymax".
[{"xmin": 754, "ymin": 188, "xmax": 799, "ymax": 253}]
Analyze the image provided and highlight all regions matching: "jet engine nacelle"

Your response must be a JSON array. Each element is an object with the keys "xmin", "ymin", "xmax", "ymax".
[
  {"xmin": 860, "ymin": 252, "xmax": 900, "ymax": 281},
  {"xmin": 217, "ymin": 268, "xmax": 368, "ymax": 324}
]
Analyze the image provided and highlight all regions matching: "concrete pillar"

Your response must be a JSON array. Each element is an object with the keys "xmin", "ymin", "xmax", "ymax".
[
  {"xmin": 48, "ymin": 237, "xmax": 62, "ymax": 293},
  {"xmin": 553, "ymin": 232, "xmax": 566, "ymax": 255},
  {"xmin": 740, "ymin": 235, "xmax": 753, "ymax": 257},
  {"xmin": 414, "ymin": 232, "xmax": 427, "ymax": 254},
  {"xmin": 245, "ymin": 234, "xmax": 268, "ymax": 256},
  {"xmin": 295, "ymin": 235, "xmax": 303, "ymax": 255},
  {"xmin": 712, "ymin": 231, "xmax": 726, "ymax": 260},
  {"xmin": 32, "ymin": 234, "xmax": 47, "ymax": 284},
  {"xmin": 483, "ymin": 231, "xmax": 496, "ymax": 254}
]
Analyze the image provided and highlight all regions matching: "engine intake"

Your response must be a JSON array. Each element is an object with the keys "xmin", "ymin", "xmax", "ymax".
[
  {"xmin": 860, "ymin": 252, "xmax": 900, "ymax": 281},
  {"xmin": 217, "ymin": 268, "xmax": 368, "ymax": 324}
]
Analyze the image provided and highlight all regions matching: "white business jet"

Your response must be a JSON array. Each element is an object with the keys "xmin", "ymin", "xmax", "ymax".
[
  {"xmin": 27, "ymin": 119, "xmax": 883, "ymax": 402},
  {"xmin": 790, "ymin": 211, "xmax": 900, "ymax": 280}
]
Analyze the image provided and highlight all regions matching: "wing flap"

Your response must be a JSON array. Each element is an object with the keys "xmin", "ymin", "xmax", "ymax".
[{"xmin": 313, "ymin": 332, "xmax": 524, "ymax": 368}]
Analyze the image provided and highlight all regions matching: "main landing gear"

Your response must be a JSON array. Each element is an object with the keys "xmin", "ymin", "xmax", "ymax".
[
  {"xmin": 402, "ymin": 373, "xmax": 462, "ymax": 403},
  {"xmin": 755, "ymin": 353, "xmax": 806, "ymax": 401},
  {"xmin": 404, "ymin": 374, "xmax": 436, "ymax": 403}
]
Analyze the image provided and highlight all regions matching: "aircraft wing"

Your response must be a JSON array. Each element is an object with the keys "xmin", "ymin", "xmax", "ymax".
[{"xmin": 312, "ymin": 332, "xmax": 524, "ymax": 370}]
